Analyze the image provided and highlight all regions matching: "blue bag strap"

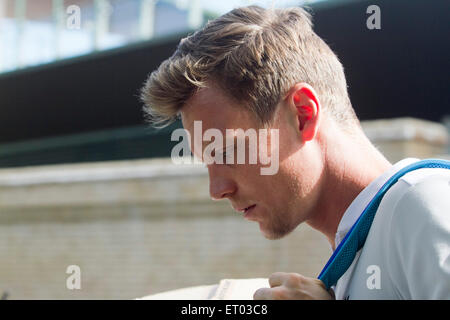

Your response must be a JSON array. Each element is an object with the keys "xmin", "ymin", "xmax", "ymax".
[{"xmin": 318, "ymin": 159, "xmax": 450, "ymax": 289}]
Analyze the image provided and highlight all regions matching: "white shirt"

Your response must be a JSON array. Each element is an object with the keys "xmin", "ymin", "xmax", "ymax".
[{"xmin": 333, "ymin": 158, "xmax": 450, "ymax": 299}]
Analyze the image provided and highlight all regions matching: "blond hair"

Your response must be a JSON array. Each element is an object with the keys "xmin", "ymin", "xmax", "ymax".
[{"xmin": 141, "ymin": 5, "xmax": 358, "ymax": 128}]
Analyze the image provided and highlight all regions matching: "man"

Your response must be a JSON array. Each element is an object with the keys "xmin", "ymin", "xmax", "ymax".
[{"xmin": 140, "ymin": 6, "xmax": 450, "ymax": 299}]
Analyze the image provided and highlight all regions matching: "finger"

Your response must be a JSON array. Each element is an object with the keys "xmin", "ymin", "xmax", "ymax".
[
  {"xmin": 268, "ymin": 272, "xmax": 288, "ymax": 288},
  {"xmin": 312, "ymin": 278, "xmax": 328, "ymax": 291},
  {"xmin": 253, "ymin": 288, "xmax": 273, "ymax": 300},
  {"xmin": 328, "ymin": 287, "xmax": 336, "ymax": 299}
]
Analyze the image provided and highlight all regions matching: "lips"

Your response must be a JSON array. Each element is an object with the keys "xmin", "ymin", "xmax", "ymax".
[
  {"xmin": 232, "ymin": 204, "xmax": 257, "ymax": 221},
  {"xmin": 243, "ymin": 204, "xmax": 257, "ymax": 220},
  {"xmin": 243, "ymin": 204, "xmax": 256, "ymax": 213},
  {"xmin": 234, "ymin": 204, "xmax": 256, "ymax": 214}
]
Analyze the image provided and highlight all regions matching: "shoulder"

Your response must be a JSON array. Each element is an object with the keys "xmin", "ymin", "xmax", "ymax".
[
  {"xmin": 400, "ymin": 165, "xmax": 450, "ymax": 188},
  {"xmin": 370, "ymin": 165, "xmax": 450, "ymax": 252},
  {"xmin": 392, "ymin": 168, "xmax": 450, "ymax": 227},
  {"xmin": 382, "ymin": 166, "xmax": 450, "ymax": 245},
  {"xmin": 381, "ymin": 167, "xmax": 450, "ymax": 299},
  {"xmin": 376, "ymin": 165, "xmax": 450, "ymax": 226}
]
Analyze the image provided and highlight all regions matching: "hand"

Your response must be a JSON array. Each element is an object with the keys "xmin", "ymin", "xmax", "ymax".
[{"xmin": 253, "ymin": 272, "xmax": 335, "ymax": 300}]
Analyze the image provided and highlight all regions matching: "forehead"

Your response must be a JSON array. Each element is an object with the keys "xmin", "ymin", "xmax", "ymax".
[{"xmin": 181, "ymin": 83, "xmax": 258, "ymax": 133}]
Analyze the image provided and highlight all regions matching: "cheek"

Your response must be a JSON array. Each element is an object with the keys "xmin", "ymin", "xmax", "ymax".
[
  {"xmin": 273, "ymin": 160, "xmax": 304, "ymax": 202},
  {"xmin": 236, "ymin": 162, "xmax": 262, "ymax": 180},
  {"xmin": 258, "ymin": 167, "xmax": 293, "ymax": 201}
]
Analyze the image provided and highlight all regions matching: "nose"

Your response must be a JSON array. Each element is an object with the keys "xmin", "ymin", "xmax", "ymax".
[{"xmin": 208, "ymin": 165, "xmax": 236, "ymax": 200}]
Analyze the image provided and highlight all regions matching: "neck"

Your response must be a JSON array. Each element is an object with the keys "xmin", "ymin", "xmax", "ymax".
[{"xmin": 306, "ymin": 126, "xmax": 392, "ymax": 249}]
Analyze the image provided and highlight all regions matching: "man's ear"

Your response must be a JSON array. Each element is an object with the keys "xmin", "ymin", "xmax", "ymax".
[{"xmin": 286, "ymin": 83, "xmax": 320, "ymax": 142}]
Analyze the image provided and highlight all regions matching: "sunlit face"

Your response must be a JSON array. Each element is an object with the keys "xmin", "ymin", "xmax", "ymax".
[{"xmin": 181, "ymin": 83, "xmax": 324, "ymax": 239}]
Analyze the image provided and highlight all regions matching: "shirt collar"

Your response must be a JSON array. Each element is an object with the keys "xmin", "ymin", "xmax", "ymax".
[{"xmin": 334, "ymin": 157, "xmax": 420, "ymax": 249}]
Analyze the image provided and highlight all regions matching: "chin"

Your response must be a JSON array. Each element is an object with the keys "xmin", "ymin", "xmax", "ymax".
[{"xmin": 259, "ymin": 222, "xmax": 290, "ymax": 240}]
